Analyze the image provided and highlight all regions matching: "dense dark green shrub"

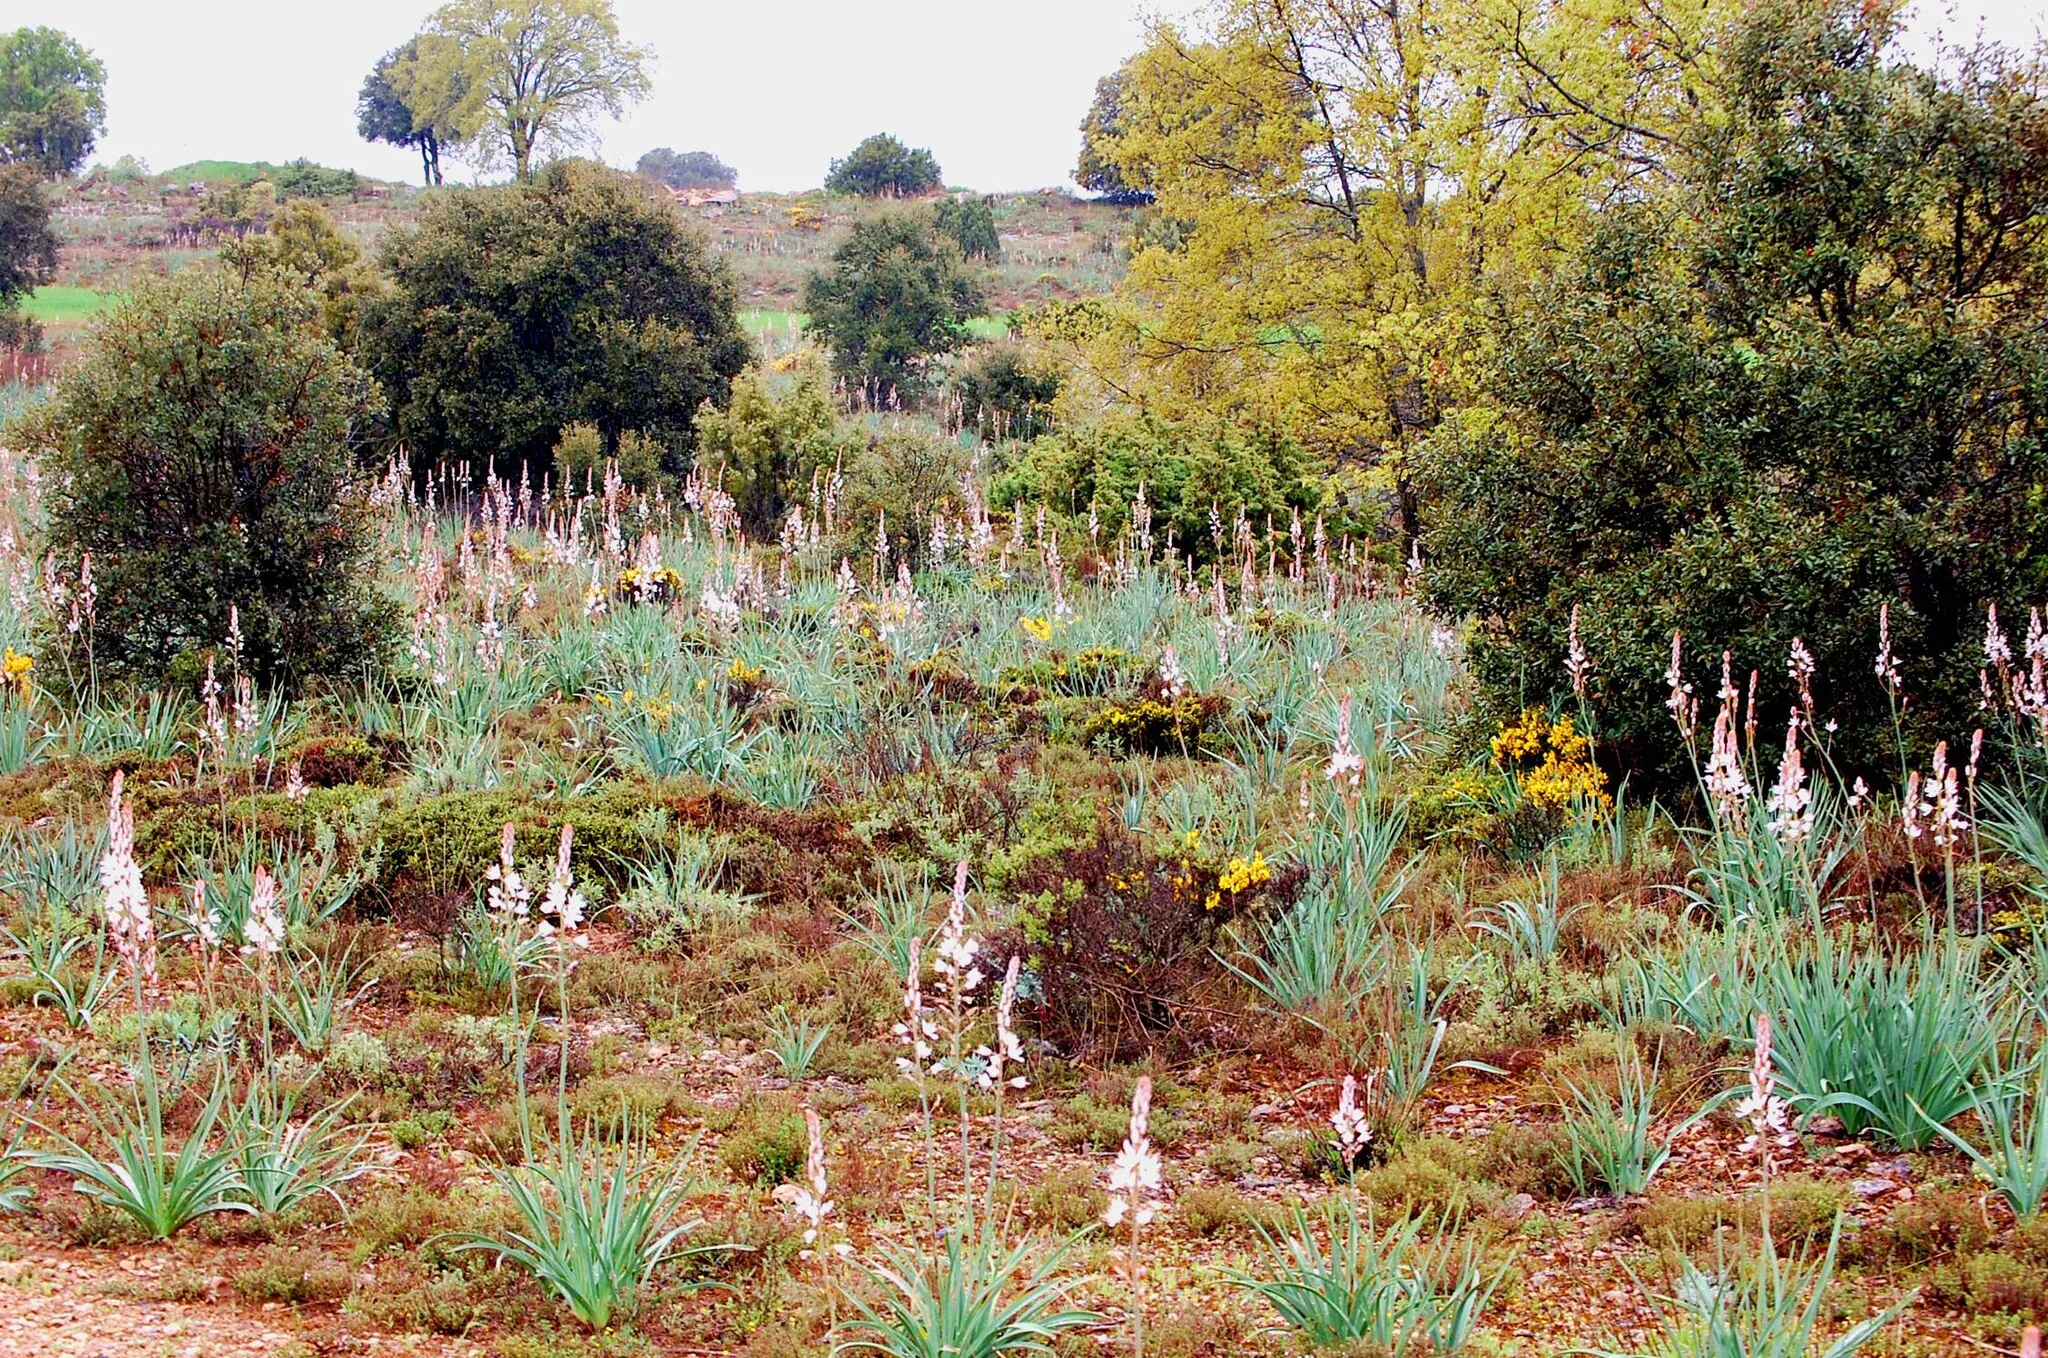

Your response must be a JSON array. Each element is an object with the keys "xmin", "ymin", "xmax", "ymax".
[
  {"xmin": 953, "ymin": 342, "xmax": 1058, "ymax": 442},
  {"xmin": 9, "ymin": 264, "xmax": 389, "ymax": 686},
  {"xmin": 824, "ymin": 133, "xmax": 940, "ymax": 198},
  {"xmin": 1414, "ymin": 1, "xmax": 2048, "ymax": 783},
  {"xmin": 271, "ymin": 157, "xmax": 359, "ymax": 199},
  {"xmin": 834, "ymin": 421, "xmax": 972, "ymax": 564},
  {"xmin": 361, "ymin": 160, "xmax": 751, "ymax": 481},
  {"xmin": 932, "ymin": 194, "xmax": 999, "ymax": 261},
  {"xmin": 802, "ymin": 211, "xmax": 984, "ymax": 394},
  {"xmin": 0, "ymin": 163, "xmax": 55, "ymax": 319},
  {"xmin": 991, "ymin": 412, "xmax": 1327, "ymax": 565}
]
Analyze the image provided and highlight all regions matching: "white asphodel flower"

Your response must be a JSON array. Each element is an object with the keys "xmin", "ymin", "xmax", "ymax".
[
  {"xmin": 1104, "ymin": 1075, "xmax": 1164, "ymax": 1229},
  {"xmin": 1331, "ymin": 1073, "xmax": 1373, "ymax": 1168}
]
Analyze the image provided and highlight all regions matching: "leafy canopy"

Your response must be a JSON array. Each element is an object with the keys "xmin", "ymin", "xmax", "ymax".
[
  {"xmin": 637, "ymin": 148, "xmax": 736, "ymax": 190},
  {"xmin": 801, "ymin": 210, "xmax": 984, "ymax": 395},
  {"xmin": 1056, "ymin": 0, "xmax": 1725, "ymax": 539},
  {"xmin": 358, "ymin": 40, "xmax": 466, "ymax": 186},
  {"xmin": 1074, "ymin": 63, "xmax": 1150, "ymax": 204},
  {"xmin": 825, "ymin": 133, "xmax": 941, "ymax": 198},
  {"xmin": 695, "ymin": 361, "xmax": 852, "ymax": 534},
  {"xmin": 0, "ymin": 27, "xmax": 106, "ymax": 178},
  {"xmin": 6, "ymin": 265, "xmax": 388, "ymax": 686},
  {"xmin": 1414, "ymin": 0, "xmax": 2048, "ymax": 780},
  {"xmin": 395, "ymin": 0, "xmax": 651, "ymax": 180},
  {"xmin": 220, "ymin": 200, "xmax": 385, "ymax": 347},
  {"xmin": 933, "ymin": 195, "xmax": 999, "ymax": 262},
  {"xmin": 361, "ymin": 160, "xmax": 751, "ymax": 481},
  {"xmin": 991, "ymin": 411, "xmax": 1326, "ymax": 566},
  {"xmin": 0, "ymin": 163, "xmax": 57, "ymax": 311}
]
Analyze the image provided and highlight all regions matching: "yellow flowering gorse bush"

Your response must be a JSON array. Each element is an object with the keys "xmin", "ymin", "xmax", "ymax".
[{"xmin": 1490, "ymin": 709, "xmax": 1611, "ymax": 813}]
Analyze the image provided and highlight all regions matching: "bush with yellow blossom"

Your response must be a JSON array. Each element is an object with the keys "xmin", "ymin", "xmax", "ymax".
[
  {"xmin": 1490, "ymin": 710, "xmax": 1611, "ymax": 814},
  {"xmin": 1, "ymin": 648, "xmax": 31, "ymax": 702}
]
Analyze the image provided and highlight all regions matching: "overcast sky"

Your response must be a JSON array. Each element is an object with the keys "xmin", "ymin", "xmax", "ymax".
[{"xmin": 27, "ymin": 0, "xmax": 2048, "ymax": 193}]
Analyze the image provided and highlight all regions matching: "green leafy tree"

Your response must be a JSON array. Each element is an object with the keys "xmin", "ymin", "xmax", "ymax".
[
  {"xmin": 4, "ymin": 266, "xmax": 388, "ymax": 686},
  {"xmin": 0, "ymin": 163, "xmax": 56, "ymax": 306},
  {"xmin": 695, "ymin": 361, "xmax": 851, "ymax": 533},
  {"xmin": 636, "ymin": 148, "xmax": 735, "ymax": 190},
  {"xmin": 397, "ymin": 0, "xmax": 651, "ymax": 180},
  {"xmin": 1075, "ymin": 64, "xmax": 1151, "ymax": 204},
  {"xmin": 933, "ymin": 195, "xmax": 999, "ymax": 261},
  {"xmin": 0, "ymin": 27, "xmax": 106, "ymax": 178},
  {"xmin": 824, "ymin": 133, "xmax": 941, "ymax": 198},
  {"xmin": 1414, "ymin": 0, "xmax": 2048, "ymax": 782},
  {"xmin": 361, "ymin": 160, "xmax": 751, "ymax": 481},
  {"xmin": 0, "ymin": 164, "xmax": 55, "ymax": 351},
  {"xmin": 358, "ymin": 41, "xmax": 464, "ymax": 186},
  {"xmin": 801, "ymin": 211, "xmax": 983, "ymax": 394}
]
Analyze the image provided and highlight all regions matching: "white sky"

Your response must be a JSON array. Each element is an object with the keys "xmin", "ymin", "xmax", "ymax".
[{"xmin": 17, "ymin": 0, "xmax": 2048, "ymax": 193}]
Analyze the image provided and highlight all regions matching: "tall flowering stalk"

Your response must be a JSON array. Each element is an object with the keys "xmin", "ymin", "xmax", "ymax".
[
  {"xmin": 1331, "ymin": 1073, "xmax": 1372, "ymax": 1177},
  {"xmin": 1904, "ymin": 742, "xmax": 1969, "ymax": 926},
  {"xmin": 242, "ymin": 866, "xmax": 285, "ymax": 959},
  {"xmin": 1665, "ymin": 630, "xmax": 1698, "ymax": 742},
  {"xmin": 1735, "ymin": 1013, "xmax": 1792, "ymax": 1180},
  {"xmin": 892, "ymin": 935, "xmax": 939, "ymax": 1218},
  {"xmin": 1704, "ymin": 703, "xmax": 1751, "ymax": 823},
  {"xmin": 1765, "ymin": 714, "xmax": 1812, "ymax": 847},
  {"xmin": 978, "ymin": 954, "xmax": 1027, "ymax": 1215},
  {"xmin": 539, "ymin": 825, "xmax": 588, "ymax": 1121},
  {"xmin": 1736, "ymin": 1011, "xmax": 1794, "ymax": 1248},
  {"xmin": 98, "ymin": 771, "xmax": 155, "ymax": 995},
  {"xmin": 1966, "ymin": 728, "xmax": 1986, "ymax": 931},
  {"xmin": 239, "ymin": 864, "xmax": 287, "ymax": 1070},
  {"xmin": 484, "ymin": 822, "xmax": 538, "ymax": 1138},
  {"xmin": 1104, "ymin": 1075, "xmax": 1164, "ymax": 1358},
  {"xmin": 789, "ymin": 1106, "xmax": 841, "ymax": 1332},
  {"xmin": 1565, "ymin": 603, "xmax": 1592, "ymax": 704},
  {"xmin": 184, "ymin": 878, "xmax": 223, "ymax": 1009},
  {"xmin": 1324, "ymin": 693, "xmax": 1365, "ymax": 794},
  {"xmin": 930, "ymin": 860, "xmax": 984, "ymax": 1210}
]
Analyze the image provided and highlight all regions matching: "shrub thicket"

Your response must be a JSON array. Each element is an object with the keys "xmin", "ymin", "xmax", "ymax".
[
  {"xmin": 801, "ymin": 211, "xmax": 984, "ymax": 395},
  {"xmin": 694, "ymin": 361, "xmax": 853, "ymax": 533},
  {"xmin": 991, "ymin": 412, "xmax": 1327, "ymax": 565},
  {"xmin": 932, "ymin": 195, "xmax": 999, "ymax": 261},
  {"xmin": 1414, "ymin": 3, "xmax": 2048, "ymax": 781},
  {"xmin": 9, "ymin": 264, "xmax": 387, "ymax": 686},
  {"xmin": 361, "ymin": 160, "xmax": 751, "ymax": 482},
  {"xmin": 824, "ymin": 133, "xmax": 940, "ymax": 198},
  {"xmin": 953, "ymin": 343, "xmax": 1058, "ymax": 443}
]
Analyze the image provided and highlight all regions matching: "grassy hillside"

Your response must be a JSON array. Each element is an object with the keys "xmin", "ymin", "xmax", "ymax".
[{"xmin": 158, "ymin": 159, "xmax": 287, "ymax": 183}]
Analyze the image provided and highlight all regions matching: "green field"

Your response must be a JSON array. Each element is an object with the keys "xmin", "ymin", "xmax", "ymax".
[
  {"xmin": 741, "ymin": 306, "xmax": 1009, "ymax": 339},
  {"xmin": 24, "ymin": 294, "xmax": 1007, "ymax": 339},
  {"xmin": 159, "ymin": 159, "xmax": 283, "ymax": 183},
  {"xmin": 20, "ymin": 287, "xmax": 119, "ymax": 323}
]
